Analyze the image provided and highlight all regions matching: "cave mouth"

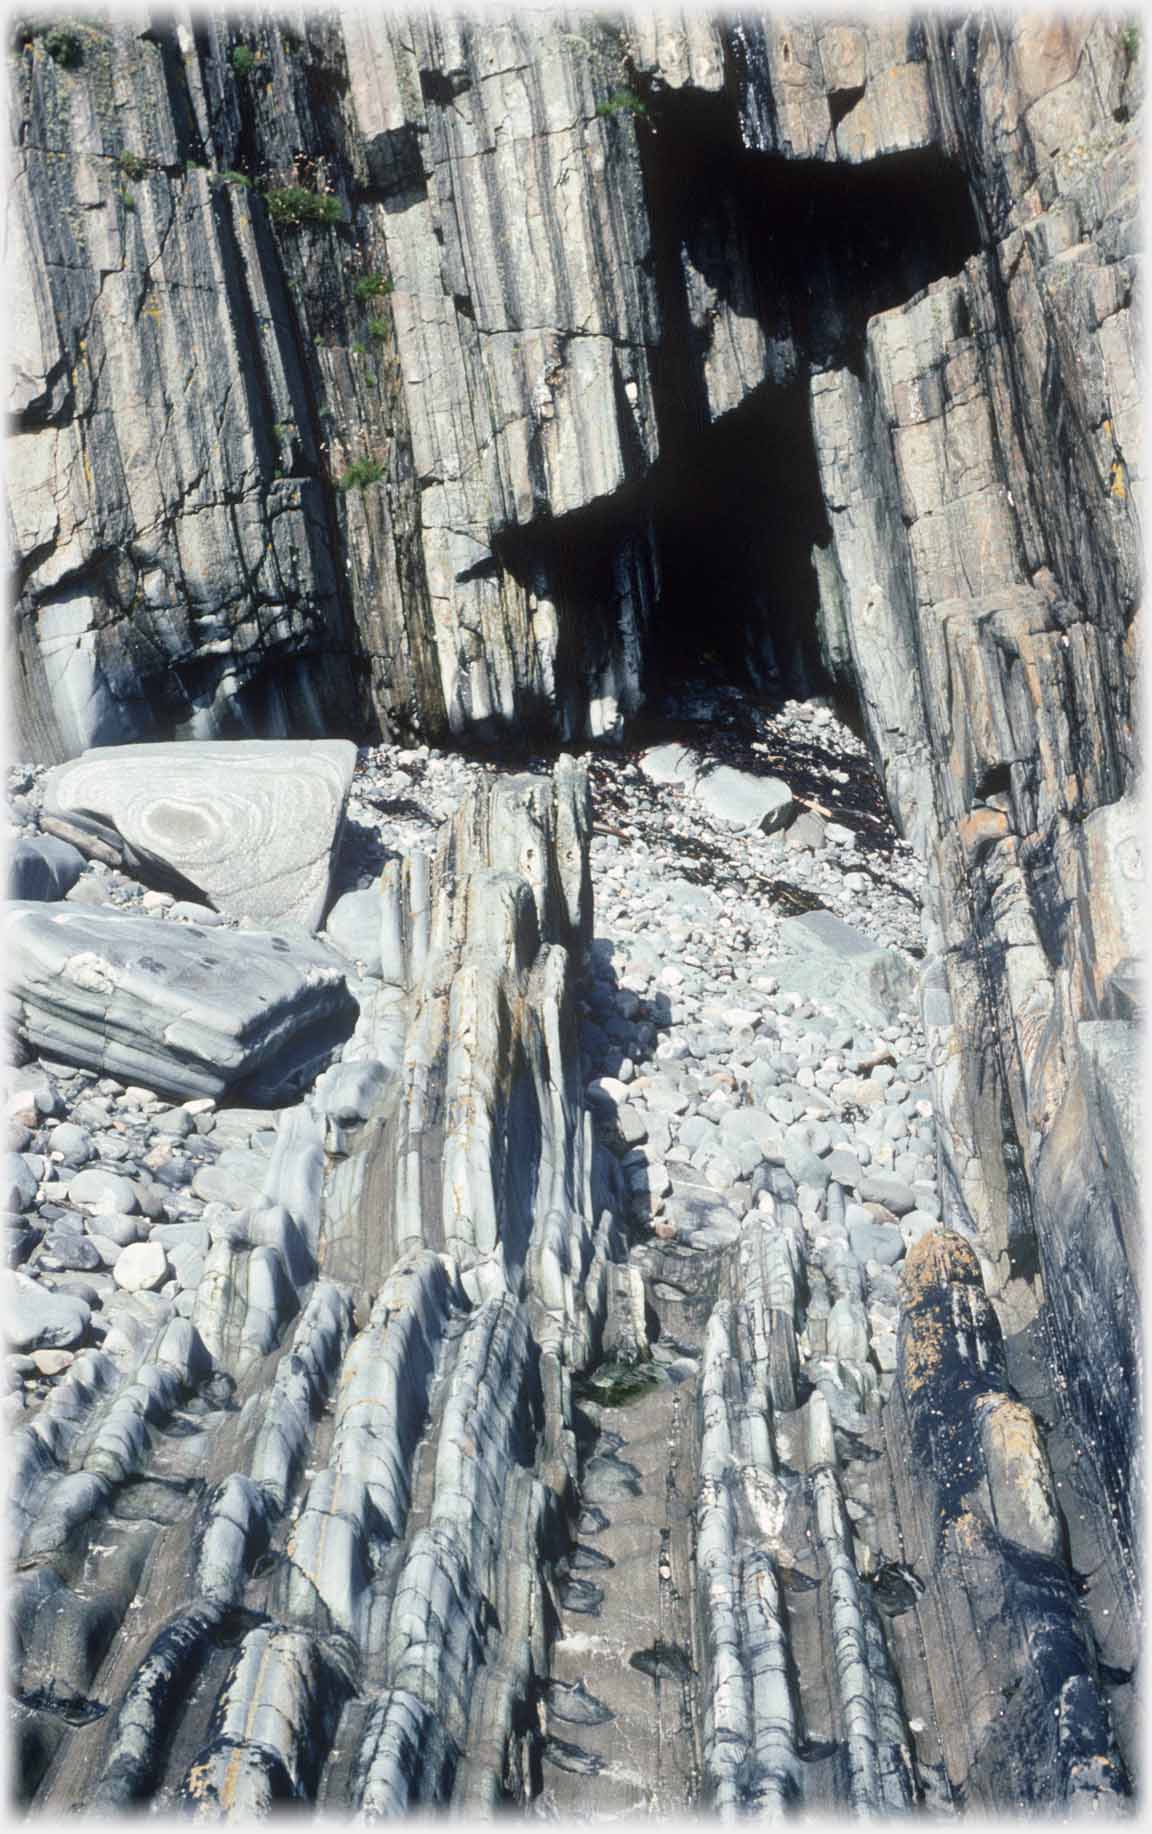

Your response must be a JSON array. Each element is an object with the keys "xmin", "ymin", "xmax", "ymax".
[
  {"xmin": 492, "ymin": 116, "xmax": 985, "ymax": 753},
  {"xmin": 627, "ymin": 97, "xmax": 984, "ymax": 721},
  {"xmin": 643, "ymin": 379, "xmax": 834, "ymax": 706}
]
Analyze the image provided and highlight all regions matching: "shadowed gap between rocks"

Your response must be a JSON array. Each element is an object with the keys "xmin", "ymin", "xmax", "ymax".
[{"xmin": 493, "ymin": 102, "xmax": 983, "ymax": 743}]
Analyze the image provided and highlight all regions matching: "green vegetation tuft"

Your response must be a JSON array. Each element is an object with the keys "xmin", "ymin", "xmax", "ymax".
[
  {"xmin": 214, "ymin": 169, "xmax": 252, "ymax": 188},
  {"xmin": 230, "ymin": 45, "xmax": 256, "ymax": 77},
  {"xmin": 337, "ymin": 457, "xmax": 385, "ymax": 491},
  {"xmin": 266, "ymin": 186, "xmax": 344, "ymax": 226},
  {"xmin": 119, "ymin": 151, "xmax": 147, "ymax": 181},
  {"xmin": 365, "ymin": 317, "xmax": 389, "ymax": 340},
  {"xmin": 1120, "ymin": 22, "xmax": 1140, "ymax": 66},
  {"xmin": 354, "ymin": 273, "xmax": 394, "ymax": 303},
  {"xmin": 44, "ymin": 23, "xmax": 83, "ymax": 67},
  {"xmin": 120, "ymin": 188, "xmax": 136, "ymax": 212},
  {"xmin": 595, "ymin": 89, "xmax": 648, "ymax": 120}
]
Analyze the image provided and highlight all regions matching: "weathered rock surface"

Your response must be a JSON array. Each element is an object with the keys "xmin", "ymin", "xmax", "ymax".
[
  {"xmin": 45, "ymin": 739, "xmax": 355, "ymax": 931},
  {"xmin": 891, "ymin": 1230, "xmax": 1127, "ymax": 1809},
  {"xmin": 5, "ymin": 902, "xmax": 357, "ymax": 1103},
  {"xmin": 5, "ymin": 1272, "xmax": 91, "ymax": 1353},
  {"xmin": 8, "ymin": 700, "xmax": 1137, "ymax": 1816},
  {"xmin": 3, "ymin": 7, "xmax": 1142, "ymax": 1823},
  {"xmin": 772, "ymin": 910, "xmax": 920, "ymax": 1027}
]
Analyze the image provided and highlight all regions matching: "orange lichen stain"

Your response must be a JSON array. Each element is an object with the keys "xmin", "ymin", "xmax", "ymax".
[
  {"xmin": 901, "ymin": 1313, "xmax": 948, "ymax": 1395},
  {"xmin": 184, "ymin": 1759, "xmax": 214, "ymax": 1802},
  {"xmin": 899, "ymin": 1231, "xmax": 987, "ymax": 1394},
  {"xmin": 957, "ymin": 807, "xmax": 1010, "ymax": 859},
  {"xmin": 902, "ymin": 1229, "xmax": 983, "ymax": 1297},
  {"xmin": 973, "ymin": 1390, "xmax": 1034, "ymax": 1453},
  {"xmin": 1109, "ymin": 458, "xmax": 1127, "ymax": 498},
  {"xmin": 952, "ymin": 1507, "xmax": 991, "ymax": 1555},
  {"xmin": 218, "ymin": 1745, "xmax": 247, "ymax": 1812}
]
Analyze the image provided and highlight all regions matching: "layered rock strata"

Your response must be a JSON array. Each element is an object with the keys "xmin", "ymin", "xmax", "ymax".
[
  {"xmin": 9, "ymin": 762, "xmax": 624, "ymax": 1815},
  {"xmin": 5, "ymin": 901, "xmax": 358, "ymax": 1101},
  {"xmin": 7, "ymin": 703, "xmax": 1136, "ymax": 1815},
  {"xmin": 4, "ymin": 7, "xmax": 1143, "ymax": 1820}
]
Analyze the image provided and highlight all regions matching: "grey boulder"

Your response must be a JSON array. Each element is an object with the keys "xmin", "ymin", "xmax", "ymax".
[
  {"xmin": 858, "ymin": 1173, "xmax": 918, "ymax": 1217},
  {"xmin": 312, "ymin": 1060, "xmax": 392, "ymax": 1125},
  {"xmin": 638, "ymin": 743, "xmax": 703, "ymax": 787},
  {"xmin": 8, "ymin": 835, "xmax": 86, "ymax": 902},
  {"xmin": 5, "ymin": 902, "xmax": 358, "ymax": 1105},
  {"xmin": 3, "ymin": 1154, "xmax": 41, "ymax": 1213},
  {"xmin": 784, "ymin": 811, "xmax": 827, "ymax": 853},
  {"xmin": 693, "ymin": 766, "xmax": 793, "ymax": 833},
  {"xmin": 324, "ymin": 888, "xmax": 383, "ymax": 975},
  {"xmin": 849, "ymin": 1220, "xmax": 905, "ymax": 1266},
  {"xmin": 4, "ymin": 1272, "xmax": 91, "ymax": 1351},
  {"xmin": 113, "ymin": 1241, "xmax": 169, "ymax": 1293},
  {"xmin": 66, "ymin": 1167, "xmax": 141, "ymax": 1214},
  {"xmin": 774, "ymin": 911, "xmax": 919, "ymax": 1027},
  {"xmin": 44, "ymin": 739, "xmax": 357, "ymax": 932}
]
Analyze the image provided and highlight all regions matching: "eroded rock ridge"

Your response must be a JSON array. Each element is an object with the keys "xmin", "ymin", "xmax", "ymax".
[{"xmin": 5, "ymin": 8, "xmax": 1142, "ymax": 1821}]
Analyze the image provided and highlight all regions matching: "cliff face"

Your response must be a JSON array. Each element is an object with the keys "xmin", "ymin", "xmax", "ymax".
[
  {"xmin": 14, "ymin": 0, "xmax": 1140, "ymax": 1497},
  {"xmin": 6, "ymin": 7, "xmax": 1142, "ymax": 1820},
  {"xmin": 11, "ymin": 14, "xmax": 1139, "ymax": 753}
]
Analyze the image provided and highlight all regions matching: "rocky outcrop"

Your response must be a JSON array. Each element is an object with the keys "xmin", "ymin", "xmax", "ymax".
[
  {"xmin": 44, "ymin": 739, "xmax": 356, "ymax": 928},
  {"xmin": 5, "ymin": 901, "xmax": 358, "ymax": 1101},
  {"xmin": 4, "ymin": 7, "xmax": 1143, "ymax": 1821},
  {"xmin": 9, "ymin": 759, "xmax": 625, "ymax": 1814},
  {"xmin": 10, "ymin": 15, "xmax": 1139, "ymax": 753},
  {"xmin": 806, "ymin": 18, "xmax": 1142, "ymax": 1631},
  {"xmin": 7, "ymin": 692, "xmax": 1140, "ymax": 1815},
  {"xmin": 890, "ymin": 1229, "xmax": 1127, "ymax": 1809},
  {"xmin": 10, "ymin": 14, "xmax": 443, "ymax": 762}
]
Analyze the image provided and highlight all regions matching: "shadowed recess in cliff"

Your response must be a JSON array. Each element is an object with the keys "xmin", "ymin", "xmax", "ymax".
[
  {"xmin": 492, "ymin": 81, "xmax": 985, "ymax": 735},
  {"xmin": 624, "ymin": 78, "xmax": 984, "ymax": 703},
  {"xmin": 644, "ymin": 380, "xmax": 834, "ymax": 697},
  {"xmin": 636, "ymin": 76, "xmax": 984, "ymax": 371}
]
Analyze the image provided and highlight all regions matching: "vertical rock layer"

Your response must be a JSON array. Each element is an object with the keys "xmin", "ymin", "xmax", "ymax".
[{"xmin": 6, "ymin": 8, "xmax": 1142, "ymax": 1819}]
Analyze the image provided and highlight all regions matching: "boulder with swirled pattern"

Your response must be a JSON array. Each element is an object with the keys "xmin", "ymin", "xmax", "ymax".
[{"xmin": 44, "ymin": 740, "xmax": 357, "ymax": 932}]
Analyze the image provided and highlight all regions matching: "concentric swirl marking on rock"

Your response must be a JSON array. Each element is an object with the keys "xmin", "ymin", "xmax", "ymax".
[{"xmin": 44, "ymin": 740, "xmax": 358, "ymax": 932}]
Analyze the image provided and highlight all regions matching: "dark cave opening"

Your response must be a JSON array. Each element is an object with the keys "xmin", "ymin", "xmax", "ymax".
[
  {"xmin": 624, "ymin": 84, "xmax": 984, "ymax": 715},
  {"xmin": 635, "ymin": 77, "xmax": 984, "ymax": 373},
  {"xmin": 644, "ymin": 380, "xmax": 834, "ymax": 699},
  {"xmin": 492, "ymin": 104, "xmax": 985, "ymax": 741}
]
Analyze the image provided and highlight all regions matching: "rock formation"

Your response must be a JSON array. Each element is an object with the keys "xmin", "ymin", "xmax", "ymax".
[
  {"xmin": 4, "ymin": 6, "xmax": 1142, "ymax": 1822},
  {"xmin": 44, "ymin": 739, "xmax": 357, "ymax": 929}
]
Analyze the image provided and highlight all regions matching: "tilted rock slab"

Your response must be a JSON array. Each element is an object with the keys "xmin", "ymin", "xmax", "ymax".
[
  {"xmin": 10, "ymin": 758, "xmax": 625, "ymax": 1819},
  {"xmin": 5, "ymin": 902, "xmax": 357, "ymax": 1104},
  {"xmin": 44, "ymin": 740, "xmax": 357, "ymax": 931},
  {"xmin": 771, "ymin": 909, "xmax": 920, "ymax": 1028}
]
